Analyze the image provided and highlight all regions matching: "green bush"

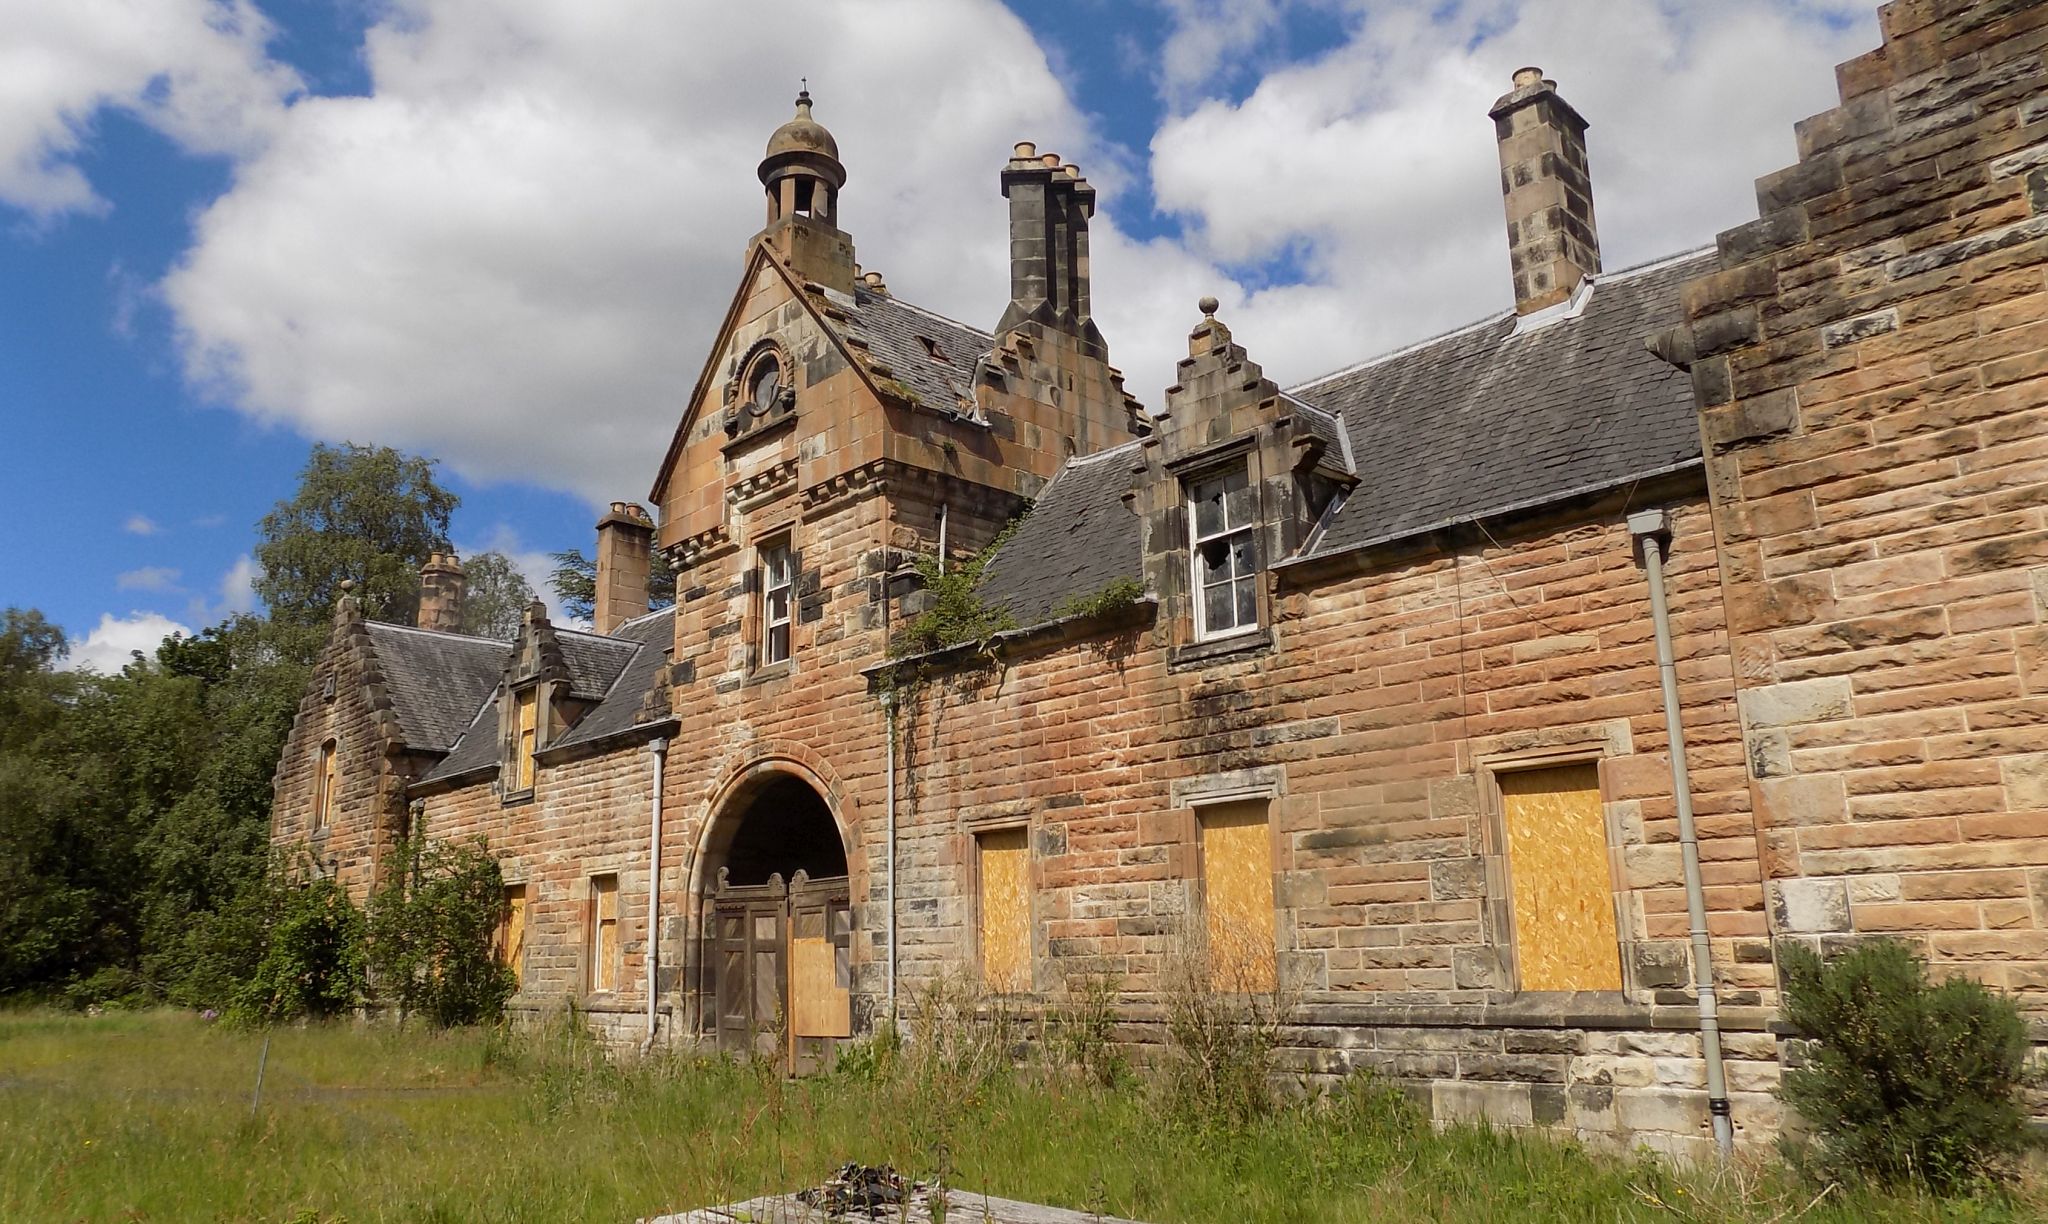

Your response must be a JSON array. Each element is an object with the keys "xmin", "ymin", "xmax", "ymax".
[
  {"xmin": 1778, "ymin": 938, "xmax": 2035, "ymax": 1193},
  {"xmin": 366, "ymin": 837, "xmax": 515, "ymax": 1028},
  {"xmin": 230, "ymin": 876, "xmax": 366, "ymax": 1024}
]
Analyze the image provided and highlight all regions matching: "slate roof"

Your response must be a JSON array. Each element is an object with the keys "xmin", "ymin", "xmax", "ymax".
[
  {"xmin": 1292, "ymin": 249, "xmax": 1713, "ymax": 559},
  {"xmin": 415, "ymin": 608, "xmax": 676, "ymax": 787},
  {"xmin": 361, "ymin": 622, "xmax": 509, "ymax": 752},
  {"xmin": 552, "ymin": 610, "xmax": 675, "ymax": 750},
  {"xmin": 841, "ymin": 286, "xmax": 993, "ymax": 416},
  {"xmin": 972, "ymin": 249, "xmax": 1709, "ymax": 615},
  {"xmin": 978, "ymin": 440, "xmax": 1145, "ymax": 625}
]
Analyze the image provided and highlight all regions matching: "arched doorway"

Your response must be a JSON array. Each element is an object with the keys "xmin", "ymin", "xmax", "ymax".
[{"xmin": 700, "ymin": 772, "xmax": 852, "ymax": 1072}]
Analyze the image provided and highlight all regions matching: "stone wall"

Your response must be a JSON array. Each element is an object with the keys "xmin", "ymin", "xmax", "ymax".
[
  {"xmin": 1680, "ymin": 0, "xmax": 2048, "ymax": 1011},
  {"xmin": 887, "ymin": 483, "xmax": 1776, "ymax": 1158}
]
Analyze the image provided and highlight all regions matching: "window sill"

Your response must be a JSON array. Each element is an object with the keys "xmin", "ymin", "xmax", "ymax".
[
  {"xmin": 747, "ymin": 660, "xmax": 793, "ymax": 686},
  {"xmin": 500, "ymin": 788, "xmax": 536, "ymax": 809},
  {"xmin": 1169, "ymin": 627, "xmax": 1272, "ymax": 671}
]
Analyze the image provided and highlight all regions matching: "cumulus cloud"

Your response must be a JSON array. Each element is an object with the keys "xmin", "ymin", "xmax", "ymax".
[
  {"xmin": 115, "ymin": 0, "xmax": 1874, "ymax": 507},
  {"xmin": 0, "ymin": 0, "xmax": 298, "ymax": 217},
  {"xmin": 63, "ymin": 611, "xmax": 191, "ymax": 673},
  {"xmin": 122, "ymin": 513, "xmax": 161, "ymax": 536},
  {"xmin": 216, "ymin": 553, "xmax": 259, "ymax": 615},
  {"xmin": 1147, "ymin": 0, "xmax": 1878, "ymax": 382},
  {"xmin": 116, "ymin": 565, "xmax": 182, "ymax": 592}
]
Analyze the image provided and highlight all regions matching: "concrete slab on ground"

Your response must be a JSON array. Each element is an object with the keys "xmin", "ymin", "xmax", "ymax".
[{"xmin": 648, "ymin": 1187, "xmax": 1149, "ymax": 1223}]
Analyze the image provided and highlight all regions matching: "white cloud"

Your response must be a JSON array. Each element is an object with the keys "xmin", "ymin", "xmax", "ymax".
[
  {"xmin": 122, "ymin": 513, "xmax": 161, "ymax": 536},
  {"xmin": 63, "ymin": 611, "xmax": 191, "ymax": 673},
  {"xmin": 458, "ymin": 525, "xmax": 575, "ymax": 626},
  {"xmin": 0, "ymin": 0, "xmax": 298, "ymax": 218},
  {"xmin": 1145, "ymin": 0, "xmax": 1878, "ymax": 382},
  {"xmin": 41, "ymin": 0, "xmax": 1870, "ymax": 508},
  {"xmin": 116, "ymin": 565, "xmax": 182, "ymax": 592},
  {"xmin": 217, "ymin": 553, "xmax": 258, "ymax": 615}
]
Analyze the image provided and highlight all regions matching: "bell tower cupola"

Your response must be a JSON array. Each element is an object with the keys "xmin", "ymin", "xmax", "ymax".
[{"xmin": 756, "ymin": 87, "xmax": 857, "ymax": 294}]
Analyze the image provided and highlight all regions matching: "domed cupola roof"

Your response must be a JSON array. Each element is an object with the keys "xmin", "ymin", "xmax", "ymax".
[{"xmin": 759, "ymin": 88, "xmax": 845, "ymax": 191}]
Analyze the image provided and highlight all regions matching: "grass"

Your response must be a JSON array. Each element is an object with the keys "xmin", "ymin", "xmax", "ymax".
[{"xmin": 0, "ymin": 1008, "xmax": 2040, "ymax": 1222}]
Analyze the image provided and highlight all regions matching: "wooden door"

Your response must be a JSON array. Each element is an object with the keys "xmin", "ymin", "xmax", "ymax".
[
  {"xmin": 786, "ymin": 871, "xmax": 852, "ymax": 1075},
  {"xmin": 712, "ymin": 871, "xmax": 787, "ymax": 1060}
]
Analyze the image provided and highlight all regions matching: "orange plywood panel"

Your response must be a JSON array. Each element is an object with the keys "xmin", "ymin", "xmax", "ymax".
[
  {"xmin": 789, "ymin": 936, "xmax": 850, "ymax": 1037},
  {"xmin": 500, "ymin": 885, "xmax": 528, "ymax": 987},
  {"xmin": 978, "ymin": 828, "xmax": 1032, "ymax": 993},
  {"xmin": 1499, "ymin": 763, "xmax": 1623, "ymax": 992},
  {"xmin": 1200, "ymin": 802, "xmax": 1276, "ymax": 992}
]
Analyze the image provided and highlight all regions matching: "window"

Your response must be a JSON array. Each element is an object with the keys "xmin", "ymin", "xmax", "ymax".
[
  {"xmin": 312, "ymin": 739, "xmax": 338, "ymax": 833},
  {"xmin": 761, "ymin": 540, "xmax": 793, "ymax": 666},
  {"xmin": 1198, "ymin": 801, "xmax": 1276, "ymax": 991},
  {"xmin": 1188, "ymin": 466, "xmax": 1260, "ymax": 640},
  {"xmin": 588, "ymin": 874, "xmax": 619, "ymax": 993},
  {"xmin": 497, "ymin": 884, "xmax": 528, "ymax": 987},
  {"xmin": 1497, "ymin": 763, "xmax": 1622, "ymax": 991},
  {"xmin": 748, "ymin": 355, "xmax": 780, "ymax": 410},
  {"xmin": 976, "ymin": 828, "xmax": 1031, "ymax": 992},
  {"xmin": 514, "ymin": 686, "xmax": 539, "ymax": 792}
]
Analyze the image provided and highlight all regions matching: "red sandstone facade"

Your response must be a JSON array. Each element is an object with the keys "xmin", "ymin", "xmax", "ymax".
[{"xmin": 273, "ymin": 1, "xmax": 2048, "ymax": 1158}]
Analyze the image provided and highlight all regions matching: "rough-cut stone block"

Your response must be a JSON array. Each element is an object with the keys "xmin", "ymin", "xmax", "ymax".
[
  {"xmin": 1773, "ymin": 878, "xmax": 1851, "ymax": 934},
  {"xmin": 1738, "ymin": 678, "xmax": 1854, "ymax": 729}
]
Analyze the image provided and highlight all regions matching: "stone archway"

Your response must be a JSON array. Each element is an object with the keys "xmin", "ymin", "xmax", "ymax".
[{"xmin": 698, "ymin": 770, "xmax": 852, "ymax": 1072}]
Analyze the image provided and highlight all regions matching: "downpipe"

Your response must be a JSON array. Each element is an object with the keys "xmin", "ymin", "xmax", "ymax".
[
  {"xmin": 641, "ymin": 736, "xmax": 668, "ymax": 1056},
  {"xmin": 883, "ymin": 690, "xmax": 899, "ymax": 1022},
  {"xmin": 1629, "ymin": 509, "xmax": 1734, "ymax": 1158}
]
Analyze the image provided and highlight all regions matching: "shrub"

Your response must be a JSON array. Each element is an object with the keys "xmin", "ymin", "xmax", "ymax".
[
  {"xmin": 230, "ymin": 876, "xmax": 365, "ymax": 1024},
  {"xmin": 366, "ymin": 836, "xmax": 516, "ymax": 1028},
  {"xmin": 1042, "ymin": 970, "xmax": 1128, "ymax": 1088},
  {"xmin": 1157, "ymin": 920, "xmax": 1294, "ymax": 1126},
  {"xmin": 1778, "ymin": 938, "xmax": 2035, "ymax": 1193}
]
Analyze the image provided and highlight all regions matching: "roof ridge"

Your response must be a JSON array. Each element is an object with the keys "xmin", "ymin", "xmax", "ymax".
[
  {"xmin": 613, "ymin": 605, "xmax": 675, "ymax": 632},
  {"xmin": 856, "ymin": 287, "xmax": 995, "ymax": 341},
  {"xmin": 554, "ymin": 624, "xmax": 643, "ymax": 647},
  {"xmin": 1062, "ymin": 437, "xmax": 1146, "ymax": 469},
  {"xmin": 1286, "ymin": 244, "xmax": 1716, "ymax": 396},
  {"xmin": 362, "ymin": 621, "xmax": 510, "ymax": 647}
]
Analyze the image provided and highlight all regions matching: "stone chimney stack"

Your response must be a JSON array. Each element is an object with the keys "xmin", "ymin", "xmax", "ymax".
[
  {"xmin": 997, "ymin": 143, "xmax": 1107, "ymax": 359},
  {"xmin": 593, "ymin": 502, "xmax": 655, "ymax": 635},
  {"xmin": 1489, "ymin": 67, "xmax": 1602, "ymax": 314},
  {"xmin": 417, "ymin": 551, "xmax": 466, "ymax": 633}
]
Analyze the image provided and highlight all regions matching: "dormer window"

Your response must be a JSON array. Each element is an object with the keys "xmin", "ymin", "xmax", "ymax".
[{"xmin": 1189, "ymin": 466, "xmax": 1260, "ymax": 640}]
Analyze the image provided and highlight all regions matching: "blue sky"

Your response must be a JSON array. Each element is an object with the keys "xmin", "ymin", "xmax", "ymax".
[{"xmin": 0, "ymin": 0, "xmax": 1876, "ymax": 669}]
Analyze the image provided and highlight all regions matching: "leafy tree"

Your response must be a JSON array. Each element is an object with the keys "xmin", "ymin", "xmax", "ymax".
[
  {"xmin": 256, "ymin": 442, "xmax": 459, "ymax": 661},
  {"xmin": 366, "ymin": 837, "xmax": 515, "ymax": 1027},
  {"xmin": 459, "ymin": 551, "xmax": 537, "ymax": 639},
  {"xmin": 230, "ymin": 874, "xmax": 366, "ymax": 1024},
  {"xmin": 549, "ymin": 547, "xmax": 676, "ymax": 623}
]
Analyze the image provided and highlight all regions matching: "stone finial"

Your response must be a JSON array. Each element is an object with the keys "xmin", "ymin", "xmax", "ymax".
[
  {"xmin": 1188, "ymin": 298, "xmax": 1230, "ymax": 357},
  {"xmin": 1199, "ymin": 295, "xmax": 1219, "ymax": 318}
]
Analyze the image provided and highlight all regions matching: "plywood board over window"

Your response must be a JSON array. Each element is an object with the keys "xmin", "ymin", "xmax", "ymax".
[
  {"xmin": 1498, "ymin": 763, "xmax": 1622, "ymax": 992},
  {"xmin": 1199, "ymin": 801, "xmax": 1276, "ymax": 992},
  {"xmin": 589, "ymin": 875, "xmax": 619, "ymax": 993},
  {"xmin": 977, "ymin": 828, "xmax": 1031, "ymax": 993},
  {"xmin": 514, "ymin": 688, "xmax": 539, "ymax": 792},
  {"xmin": 498, "ymin": 884, "xmax": 528, "ymax": 987}
]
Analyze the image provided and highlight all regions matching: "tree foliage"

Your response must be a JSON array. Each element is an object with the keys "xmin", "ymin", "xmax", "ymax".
[
  {"xmin": 256, "ymin": 442, "xmax": 458, "ymax": 661},
  {"xmin": 366, "ymin": 836, "xmax": 516, "ymax": 1028},
  {"xmin": 549, "ymin": 547, "xmax": 677, "ymax": 623},
  {"xmin": 1779, "ymin": 939, "xmax": 2035, "ymax": 1193},
  {"xmin": 459, "ymin": 551, "xmax": 537, "ymax": 640}
]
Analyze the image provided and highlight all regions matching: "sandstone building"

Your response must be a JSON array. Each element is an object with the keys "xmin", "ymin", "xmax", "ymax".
[{"xmin": 273, "ymin": 0, "xmax": 2048, "ymax": 1158}]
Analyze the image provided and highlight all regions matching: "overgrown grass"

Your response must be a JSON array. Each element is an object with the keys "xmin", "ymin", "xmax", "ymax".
[{"xmin": 0, "ymin": 1008, "xmax": 2040, "ymax": 1222}]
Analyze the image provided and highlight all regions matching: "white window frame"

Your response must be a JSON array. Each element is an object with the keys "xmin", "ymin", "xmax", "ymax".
[
  {"xmin": 761, "ymin": 539, "xmax": 793, "ymax": 666},
  {"xmin": 1187, "ymin": 465, "xmax": 1261, "ymax": 641}
]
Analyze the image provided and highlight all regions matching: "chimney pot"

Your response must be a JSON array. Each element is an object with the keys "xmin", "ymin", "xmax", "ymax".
[
  {"xmin": 1061, "ymin": 163, "xmax": 1080, "ymax": 179},
  {"xmin": 1040, "ymin": 151, "xmax": 1061, "ymax": 168},
  {"xmin": 1512, "ymin": 65, "xmax": 1544, "ymax": 88},
  {"xmin": 1013, "ymin": 141, "xmax": 1037, "ymax": 160}
]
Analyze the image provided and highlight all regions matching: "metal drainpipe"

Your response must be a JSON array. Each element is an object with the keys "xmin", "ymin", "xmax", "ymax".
[
  {"xmin": 641, "ymin": 736, "xmax": 668, "ymax": 1054},
  {"xmin": 883, "ymin": 690, "xmax": 899, "ymax": 1022},
  {"xmin": 1628, "ymin": 508, "xmax": 1734, "ymax": 1158}
]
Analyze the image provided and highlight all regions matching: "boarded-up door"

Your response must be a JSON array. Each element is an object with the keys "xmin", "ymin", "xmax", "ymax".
[
  {"xmin": 713, "ymin": 876, "xmax": 785, "ymax": 1060},
  {"xmin": 787, "ymin": 872, "xmax": 852, "ymax": 1075},
  {"xmin": 1199, "ymin": 801, "xmax": 1276, "ymax": 991},
  {"xmin": 977, "ymin": 828, "xmax": 1031, "ymax": 993},
  {"xmin": 1498, "ymin": 763, "xmax": 1622, "ymax": 991},
  {"xmin": 711, "ymin": 870, "xmax": 851, "ymax": 1072}
]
